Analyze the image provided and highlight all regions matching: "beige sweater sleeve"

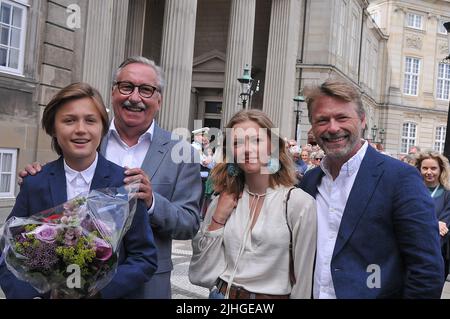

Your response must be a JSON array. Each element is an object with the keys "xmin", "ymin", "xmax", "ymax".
[
  {"xmin": 289, "ymin": 189, "xmax": 317, "ymax": 299},
  {"xmin": 188, "ymin": 196, "xmax": 227, "ymax": 289}
]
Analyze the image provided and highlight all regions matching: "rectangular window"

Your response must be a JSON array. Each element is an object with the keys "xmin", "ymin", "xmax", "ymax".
[
  {"xmin": 401, "ymin": 122, "xmax": 416, "ymax": 154},
  {"xmin": 434, "ymin": 126, "xmax": 446, "ymax": 154},
  {"xmin": 371, "ymin": 45, "xmax": 378, "ymax": 91},
  {"xmin": 438, "ymin": 20, "xmax": 448, "ymax": 34},
  {"xmin": 204, "ymin": 101, "xmax": 222, "ymax": 114},
  {"xmin": 337, "ymin": 0, "xmax": 347, "ymax": 58},
  {"xmin": 0, "ymin": 0, "xmax": 26, "ymax": 74},
  {"xmin": 349, "ymin": 11, "xmax": 359, "ymax": 71},
  {"xmin": 406, "ymin": 13, "xmax": 423, "ymax": 30},
  {"xmin": 404, "ymin": 57, "xmax": 420, "ymax": 96},
  {"xmin": 437, "ymin": 63, "xmax": 450, "ymax": 100},
  {"xmin": 0, "ymin": 148, "xmax": 17, "ymax": 197}
]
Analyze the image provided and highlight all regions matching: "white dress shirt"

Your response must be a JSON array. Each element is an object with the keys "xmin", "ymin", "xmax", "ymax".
[
  {"xmin": 104, "ymin": 119, "xmax": 155, "ymax": 213},
  {"xmin": 64, "ymin": 152, "xmax": 98, "ymax": 200},
  {"xmin": 105, "ymin": 119, "xmax": 154, "ymax": 168},
  {"xmin": 313, "ymin": 141, "xmax": 368, "ymax": 299}
]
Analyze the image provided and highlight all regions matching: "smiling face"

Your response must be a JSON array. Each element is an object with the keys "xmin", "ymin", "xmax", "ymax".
[
  {"xmin": 54, "ymin": 97, "xmax": 103, "ymax": 171},
  {"xmin": 112, "ymin": 63, "xmax": 161, "ymax": 138},
  {"xmin": 301, "ymin": 150, "xmax": 309, "ymax": 163},
  {"xmin": 310, "ymin": 95, "xmax": 365, "ymax": 163},
  {"xmin": 421, "ymin": 158, "xmax": 441, "ymax": 188},
  {"xmin": 232, "ymin": 120, "xmax": 271, "ymax": 175}
]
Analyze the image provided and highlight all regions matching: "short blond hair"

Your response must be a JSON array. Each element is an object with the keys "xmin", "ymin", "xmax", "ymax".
[{"xmin": 304, "ymin": 79, "xmax": 364, "ymax": 123}]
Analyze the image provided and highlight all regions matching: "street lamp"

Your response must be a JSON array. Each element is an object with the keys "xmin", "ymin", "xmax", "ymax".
[
  {"xmin": 293, "ymin": 95, "xmax": 305, "ymax": 144},
  {"xmin": 443, "ymin": 22, "xmax": 450, "ymax": 158},
  {"xmin": 237, "ymin": 64, "xmax": 259, "ymax": 109},
  {"xmin": 371, "ymin": 125, "xmax": 378, "ymax": 142},
  {"xmin": 371, "ymin": 125, "xmax": 386, "ymax": 144},
  {"xmin": 379, "ymin": 128, "xmax": 385, "ymax": 144}
]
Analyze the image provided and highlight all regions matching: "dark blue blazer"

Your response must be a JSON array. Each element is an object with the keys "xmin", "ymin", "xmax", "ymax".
[
  {"xmin": 300, "ymin": 146, "xmax": 444, "ymax": 298},
  {"xmin": 434, "ymin": 190, "xmax": 450, "ymax": 227},
  {"xmin": 0, "ymin": 154, "xmax": 158, "ymax": 299}
]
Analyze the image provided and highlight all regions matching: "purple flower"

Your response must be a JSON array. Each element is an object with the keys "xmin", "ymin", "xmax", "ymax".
[
  {"xmin": 33, "ymin": 225, "xmax": 58, "ymax": 243},
  {"xmin": 93, "ymin": 238, "xmax": 112, "ymax": 261}
]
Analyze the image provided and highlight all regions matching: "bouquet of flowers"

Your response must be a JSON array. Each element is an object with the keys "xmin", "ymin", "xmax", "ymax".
[{"xmin": 0, "ymin": 184, "xmax": 138, "ymax": 298}]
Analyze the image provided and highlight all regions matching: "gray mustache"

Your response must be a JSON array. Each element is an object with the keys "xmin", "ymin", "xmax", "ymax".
[{"xmin": 123, "ymin": 100, "xmax": 147, "ymax": 110}]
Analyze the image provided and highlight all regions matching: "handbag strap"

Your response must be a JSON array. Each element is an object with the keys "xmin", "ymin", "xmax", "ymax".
[{"xmin": 285, "ymin": 187, "xmax": 296, "ymax": 286}]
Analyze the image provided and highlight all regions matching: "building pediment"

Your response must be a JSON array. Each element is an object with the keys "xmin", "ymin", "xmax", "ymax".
[
  {"xmin": 192, "ymin": 50, "xmax": 226, "ymax": 88},
  {"xmin": 193, "ymin": 50, "xmax": 226, "ymax": 73}
]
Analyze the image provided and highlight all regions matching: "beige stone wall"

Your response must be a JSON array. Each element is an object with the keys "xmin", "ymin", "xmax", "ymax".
[
  {"xmin": 35, "ymin": 0, "xmax": 88, "ymax": 165},
  {"xmin": 382, "ymin": 105, "xmax": 448, "ymax": 157},
  {"xmin": 368, "ymin": 0, "xmax": 450, "ymax": 155}
]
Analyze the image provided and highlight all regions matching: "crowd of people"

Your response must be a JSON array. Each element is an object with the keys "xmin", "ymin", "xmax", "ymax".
[{"xmin": 0, "ymin": 57, "xmax": 448, "ymax": 299}]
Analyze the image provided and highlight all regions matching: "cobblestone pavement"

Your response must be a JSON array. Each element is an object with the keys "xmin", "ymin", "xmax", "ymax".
[{"xmin": 171, "ymin": 239, "xmax": 209, "ymax": 299}]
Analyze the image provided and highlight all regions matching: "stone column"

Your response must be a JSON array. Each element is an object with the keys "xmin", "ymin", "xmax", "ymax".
[
  {"xmin": 222, "ymin": 0, "xmax": 256, "ymax": 125},
  {"xmin": 158, "ymin": 0, "xmax": 198, "ymax": 132},
  {"xmin": 125, "ymin": 0, "xmax": 146, "ymax": 58},
  {"xmin": 263, "ymin": 0, "xmax": 301, "ymax": 139},
  {"xmin": 111, "ymin": 0, "xmax": 130, "ymax": 81},
  {"xmin": 83, "ymin": 0, "xmax": 129, "ymax": 111}
]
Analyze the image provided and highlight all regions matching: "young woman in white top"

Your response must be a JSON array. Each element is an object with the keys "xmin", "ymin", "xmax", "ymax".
[{"xmin": 189, "ymin": 109, "xmax": 317, "ymax": 299}]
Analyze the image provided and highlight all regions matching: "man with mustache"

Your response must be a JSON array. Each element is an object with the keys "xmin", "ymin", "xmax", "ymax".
[
  {"xmin": 300, "ymin": 79, "xmax": 444, "ymax": 298},
  {"xmin": 20, "ymin": 56, "xmax": 202, "ymax": 298}
]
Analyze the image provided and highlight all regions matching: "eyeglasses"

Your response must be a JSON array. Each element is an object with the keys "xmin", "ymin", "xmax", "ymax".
[
  {"xmin": 114, "ymin": 81, "xmax": 159, "ymax": 98},
  {"xmin": 315, "ymin": 157, "xmax": 323, "ymax": 160}
]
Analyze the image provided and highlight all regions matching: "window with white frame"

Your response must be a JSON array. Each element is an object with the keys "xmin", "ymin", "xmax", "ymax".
[
  {"xmin": 0, "ymin": 148, "xmax": 17, "ymax": 197},
  {"xmin": 437, "ymin": 63, "xmax": 450, "ymax": 100},
  {"xmin": 371, "ymin": 44, "xmax": 378, "ymax": 91},
  {"xmin": 434, "ymin": 126, "xmax": 446, "ymax": 154},
  {"xmin": 0, "ymin": 0, "xmax": 27, "ymax": 74},
  {"xmin": 401, "ymin": 122, "xmax": 417, "ymax": 153},
  {"xmin": 438, "ymin": 20, "xmax": 448, "ymax": 34},
  {"xmin": 406, "ymin": 13, "xmax": 423, "ymax": 30},
  {"xmin": 337, "ymin": 0, "xmax": 347, "ymax": 58},
  {"xmin": 404, "ymin": 57, "xmax": 420, "ymax": 95},
  {"xmin": 349, "ymin": 10, "xmax": 359, "ymax": 72}
]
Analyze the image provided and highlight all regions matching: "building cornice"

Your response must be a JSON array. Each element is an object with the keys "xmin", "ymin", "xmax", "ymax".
[{"xmin": 382, "ymin": 102, "xmax": 449, "ymax": 115}]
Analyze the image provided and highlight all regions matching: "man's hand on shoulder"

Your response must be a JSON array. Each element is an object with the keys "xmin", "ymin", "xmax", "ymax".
[{"xmin": 18, "ymin": 162, "xmax": 42, "ymax": 185}]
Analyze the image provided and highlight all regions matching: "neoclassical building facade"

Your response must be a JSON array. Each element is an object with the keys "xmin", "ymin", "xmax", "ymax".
[
  {"xmin": 0, "ymin": 0, "xmax": 449, "ymax": 215},
  {"xmin": 368, "ymin": 0, "xmax": 450, "ymax": 156}
]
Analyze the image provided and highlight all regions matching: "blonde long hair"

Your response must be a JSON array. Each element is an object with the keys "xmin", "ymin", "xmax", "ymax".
[{"xmin": 211, "ymin": 109, "xmax": 297, "ymax": 198}]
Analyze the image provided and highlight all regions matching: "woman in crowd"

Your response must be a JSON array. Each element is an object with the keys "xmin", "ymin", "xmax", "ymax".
[
  {"xmin": 0, "ymin": 82, "xmax": 157, "ymax": 298},
  {"xmin": 300, "ymin": 149, "xmax": 311, "ymax": 167},
  {"xmin": 416, "ymin": 151, "xmax": 450, "ymax": 278},
  {"xmin": 189, "ymin": 109, "xmax": 317, "ymax": 299}
]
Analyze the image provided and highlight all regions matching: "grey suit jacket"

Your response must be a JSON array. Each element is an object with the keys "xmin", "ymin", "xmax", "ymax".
[{"xmin": 101, "ymin": 123, "xmax": 202, "ymax": 298}]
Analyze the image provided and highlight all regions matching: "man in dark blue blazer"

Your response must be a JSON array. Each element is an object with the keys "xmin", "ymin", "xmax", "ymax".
[
  {"xmin": 300, "ymin": 79, "xmax": 444, "ymax": 299},
  {"xmin": 0, "ymin": 154, "xmax": 158, "ymax": 299}
]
